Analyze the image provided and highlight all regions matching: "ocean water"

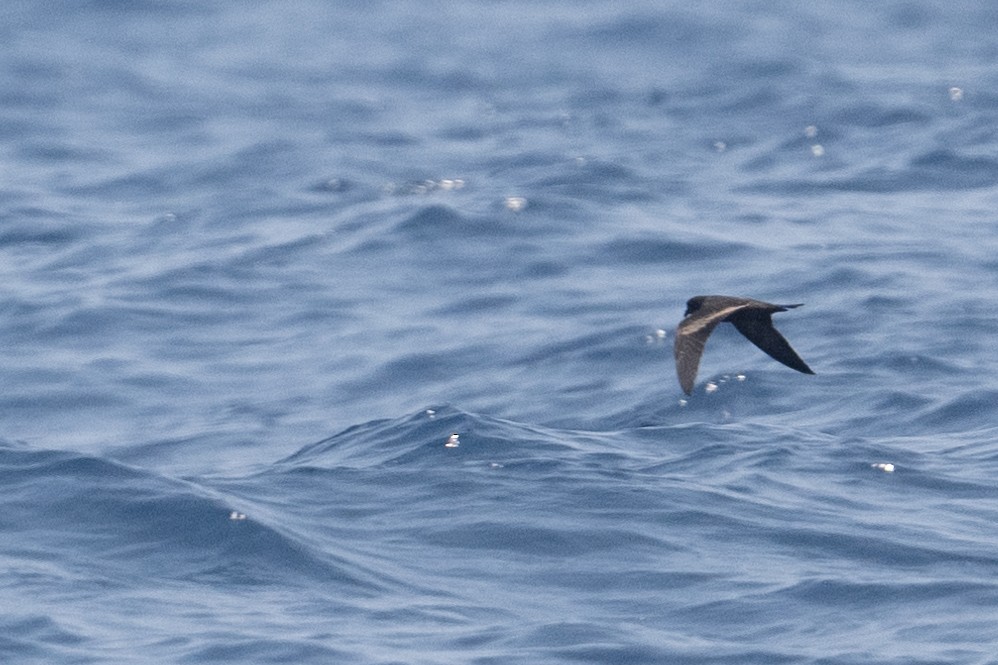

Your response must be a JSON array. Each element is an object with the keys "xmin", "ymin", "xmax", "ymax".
[{"xmin": 3, "ymin": 1, "xmax": 998, "ymax": 662}]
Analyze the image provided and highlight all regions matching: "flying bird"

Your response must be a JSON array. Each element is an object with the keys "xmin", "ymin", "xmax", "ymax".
[{"xmin": 674, "ymin": 295, "xmax": 815, "ymax": 395}]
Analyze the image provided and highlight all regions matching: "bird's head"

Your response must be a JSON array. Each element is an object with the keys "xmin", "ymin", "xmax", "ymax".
[{"xmin": 684, "ymin": 296, "xmax": 706, "ymax": 317}]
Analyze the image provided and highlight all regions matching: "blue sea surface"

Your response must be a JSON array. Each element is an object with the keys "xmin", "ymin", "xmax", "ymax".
[{"xmin": 3, "ymin": 1, "xmax": 998, "ymax": 663}]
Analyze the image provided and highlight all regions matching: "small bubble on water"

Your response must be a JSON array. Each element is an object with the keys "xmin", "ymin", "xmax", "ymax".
[
  {"xmin": 504, "ymin": 196, "xmax": 528, "ymax": 212},
  {"xmin": 439, "ymin": 178, "xmax": 465, "ymax": 190},
  {"xmin": 645, "ymin": 329, "xmax": 667, "ymax": 344}
]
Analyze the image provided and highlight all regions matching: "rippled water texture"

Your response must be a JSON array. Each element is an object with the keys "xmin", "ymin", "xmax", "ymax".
[{"xmin": 2, "ymin": 1, "xmax": 998, "ymax": 663}]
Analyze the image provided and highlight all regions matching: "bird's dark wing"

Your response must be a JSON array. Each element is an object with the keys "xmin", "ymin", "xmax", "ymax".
[
  {"xmin": 728, "ymin": 312, "xmax": 815, "ymax": 375},
  {"xmin": 674, "ymin": 303, "xmax": 749, "ymax": 394}
]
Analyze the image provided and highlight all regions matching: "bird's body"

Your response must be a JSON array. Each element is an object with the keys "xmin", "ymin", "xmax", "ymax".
[{"xmin": 674, "ymin": 295, "xmax": 814, "ymax": 395}]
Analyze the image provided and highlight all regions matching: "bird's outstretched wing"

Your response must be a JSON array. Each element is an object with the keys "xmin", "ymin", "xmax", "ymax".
[
  {"xmin": 728, "ymin": 311, "xmax": 815, "ymax": 375},
  {"xmin": 674, "ymin": 303, "xmax": 749, "ymax": 395}
]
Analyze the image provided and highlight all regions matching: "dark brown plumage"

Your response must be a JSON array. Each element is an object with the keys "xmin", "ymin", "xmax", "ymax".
[{"xmin": 674, "ymin": 295, "xmax": 815, "ymax": 395}]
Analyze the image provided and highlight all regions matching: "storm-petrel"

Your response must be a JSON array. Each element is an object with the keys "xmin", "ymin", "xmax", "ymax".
[{"xmin": 674, "ymin": 295, "xmax": 815, "ymax": 395}]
